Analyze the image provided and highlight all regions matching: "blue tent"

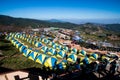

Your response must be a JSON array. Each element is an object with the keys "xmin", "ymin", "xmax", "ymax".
[
  {"xmin": 23, "ymin": 49, "xmax": 32, "ymax": 57},
  {"xmin": 82, "ymin": 57, "xmax": 92, "ymax": 65},
  {"xmin": 19, "ymin": 45, "xmax": 27, "ymax": 53},
  {"xmin": 40, "ymin": 46, "xmax": 48, "ymax": 54},
  {"xmin": 28, "ymin": 51, "xmax": 38, "ymax": 61},
  {"xmin": 67, "ymin": 54, "xmax": 77, "ymax": 63},
  {"xmin": 47, "ymin": 48, "xmax": 56, "ymax": 55},
  {"xmin": 56, "ymin": 50, "xmax": 66, "ymax": 58},
  {"xmin": 35, "ymin": 42, "xmax": 42, "ymax": 47},
  {"xmin": 78, "ymin": 50, "xmax": 86, "ymax": 56},
  {"xmin": 36, "ymin": 54, "xmax": 48, "ymax": 64},
  {"xmin": 57, "ymin": 61, "xmax": 67, "ymax": 69},
  {"xmin": 44, "ymin": 57, "xmax": 57, "ymax": 69},
  {"xmin": 71, "ymin": 48, "xmax": 77, "ymax": 54}
]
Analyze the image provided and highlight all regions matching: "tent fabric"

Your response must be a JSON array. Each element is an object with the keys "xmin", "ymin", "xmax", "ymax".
[
  {"xmin": 28, "ymin": 52, "xmax": 38, "ymax": 61},
  {"xmin": 44, "ymin": 57, "xmax": 57, "ymax": 69},
  {"xmin": 56, "ymin": 50, "xmax": 66, "ymax": 58},
  {"xmin": 23, "ymin": 49, "xmax": 32, "ymax": 57},
  {"xmin": 35, "ymin": 54, "xmax": 48, "ymax": 64},
  {"xmin": 78, "ymin": 50, "xmax": 86, "ymax": 56},
  {"xmin": 71, "ymin": 48, "xmax": 77, "ymax": 54},
  {"xmin": 47, "ymin": 48, "xmax": 56, "ymax": 55},
  {"xmin": 35, "ymin": 42, "xmax": 42, "ymax": 47},
  {"xmin": 19, "ymin": 45, "xmax": 27, "ymax": 53},
  {"xmin": 67, "ymin": 54, "xmax": 77, "ymax": 63},
  {"xmin": 62, "ymin": 46, "xmax": 69, "ymax": 52},
  {"xmin": 89, "ymin": 53, "xmax": 98, "ymax": 60},
  {"xmin": 57, "ymin": 61, "xmax": 67, "ymax": 69},
  {"xmin": 56, "ymin": 45, "xmax": 62, "ymax": 50},
  {"xmin": 16, "ymin": 43, "xmax": 22, "ymax": 49},
  {"xmin": 82, "ymin": 57, "xmax": 92, "ymax": 65},
  {"xmin": 40, "ymin": 46, "xmax": 48, "ymax": 53}
]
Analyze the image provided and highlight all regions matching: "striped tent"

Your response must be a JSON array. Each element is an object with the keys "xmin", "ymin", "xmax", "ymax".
[
  {"xmin": 19, "ymin": 45, "xmax": 27, "ymax": 53},
  {"xmin": 56, "ymin": 50, "xmax": 66, "ymax": 58},
  {"xmin": 16, "ymin": 43, "xmax": 23, "ymax": 49},
  {"xmin": 89, "ymin": 53, "xmax": 98, "ymax": 60},
  {"xmin": 71, "ymin": 48, "xmax": 77, "ymax": 54},
  {"xmin": 44, "ymin": 57, "xmax": 57, "ymax": 69},
  {"xmin": 67, "ymin": 54, "xmax": 77, "ymax": 63},
  {"xmin": 32, "ymin": 40, "xmax": 37, "ymax": 45},
  {"xmin": 23, "ymin": 49, "xmax": 32, "ymax": 57},
  {"xmin": 56, "ymin": 45, "xmax": 62, "ymax": 50},
  {"xmin": 82, "ymin": 57, "xmax": 92, "ymax": 65},
  {"xmin": 78, "ymin": 50, "xmax": 86, "ymax": 56},
  {"xmin": 48, "ymin": 41, "xmax": 53, "ymax": 47},
  {"xmin": 62, "ymin": 46, "xmax": 69, "ymax": 52},
  {"xmin": 35, "ymin": 42, "xmax": 42, "ymax": 47},
  {"xmin": 47, "ymin": 48, "xmax": 56, "ymax": 56},
  {"xmin": 28, "ymin": 51, "xmax": 38, "ymax": 61},
  {"xmin": 40, "ymin": 46, "xmax": 48, "ymax": 54},
  {"xmin": 35, "ymin": 54, "xmax": 48, "ymax": 64},
  {"xmin": 57, "ymin": 61, "xmax": 67, "ymax": 70}
]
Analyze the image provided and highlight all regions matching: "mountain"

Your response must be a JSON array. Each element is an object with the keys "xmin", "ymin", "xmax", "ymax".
[
  {"xmin": 61, "ymin": 19, "xmax": 120, "ymax": 24},
  {"xmin": 0, "ymin": 15, "xmax": 120, "ymax": 33},
  {"xmin": 0, "ymin": 15, "xmax": 78, "ymax": 28},
  {"xmin": 47, "ymin": 19, "xmax": 65, "ymax": 23}
]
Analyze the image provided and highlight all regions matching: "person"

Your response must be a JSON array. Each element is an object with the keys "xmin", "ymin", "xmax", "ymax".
[
  {"xmin": 93, "ymin": 61, "xmax": 99, "ymax": 72},
  {"xmin": 115, "ymin": 59, "xmax": 119, "ymax": 72},
  {"xmin": 109, "ymin": 59, "xmax": 117, "ymax": 75}
]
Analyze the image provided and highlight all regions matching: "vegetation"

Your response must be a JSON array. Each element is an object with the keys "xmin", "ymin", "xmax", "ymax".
[{"xmin": 0, "ymin": 35, "xmax": 42, "ymax": 70}]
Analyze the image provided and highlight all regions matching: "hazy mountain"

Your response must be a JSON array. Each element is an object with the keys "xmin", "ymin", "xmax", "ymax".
[
  {"xmin": 0, "ymin": 15, "xmax": 120, "ymax": 33},
  {"xmin": 47, "ymin": 19, "xmax": 65, "ymax": 23},
  {"xmin": 61, "ymin": 19, "xmax": 120, "ymax": 24}
]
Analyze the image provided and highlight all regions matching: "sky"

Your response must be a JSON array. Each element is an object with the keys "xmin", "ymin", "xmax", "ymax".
[{"xmin": 0, "ymin": 0, "xmax": 120, "ymax": 20}]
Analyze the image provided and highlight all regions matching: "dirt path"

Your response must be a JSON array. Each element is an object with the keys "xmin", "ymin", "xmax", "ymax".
[{"xmin": 58, "ymin": 39, "xmax": 120, "ymax": 56}]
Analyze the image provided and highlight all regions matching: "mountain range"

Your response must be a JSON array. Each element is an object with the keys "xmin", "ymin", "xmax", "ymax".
[{"xmin": 0, "ymin": 15, "xmax": 120, "ymax": 33}]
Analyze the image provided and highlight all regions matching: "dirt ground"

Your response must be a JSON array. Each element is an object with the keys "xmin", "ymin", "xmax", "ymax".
[{"xmin": 58, "ymin": 39, "xmax": 120, "ymax": 57}]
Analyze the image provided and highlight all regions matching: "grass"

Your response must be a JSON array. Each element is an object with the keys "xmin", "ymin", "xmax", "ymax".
[
  {"xmin": 0, "ymin": 38, "xmax": 43, "ymax": 70},
  {"xmin": 1, "ymin": 54, "xmax": 42, "ymax": 70}
]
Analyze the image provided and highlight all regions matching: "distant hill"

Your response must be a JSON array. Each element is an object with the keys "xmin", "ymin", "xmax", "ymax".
[
  {"xmin": 0, "ymin": 15, "xmax": 120, "ymax": 33},
  {"xmin": 105, "ymin": 24, "xmax": 120, "ymax": 32},
  {"xmin": 0, "ymin": 15, "xmax": 78, "ymax": 28},
  {"xmin": 47, "ymin": 19, "xmax": 65, "ymax": 23}
]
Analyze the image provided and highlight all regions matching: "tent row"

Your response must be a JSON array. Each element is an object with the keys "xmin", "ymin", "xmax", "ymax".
[{"xmin": 6, "ymin": 33, "xmax": 118, "ymax": 70}]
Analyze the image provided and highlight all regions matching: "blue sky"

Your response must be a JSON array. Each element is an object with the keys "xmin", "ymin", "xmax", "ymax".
[{"xmin": 0, "ymin": 0, "xmax": 120, "ymax": 20}]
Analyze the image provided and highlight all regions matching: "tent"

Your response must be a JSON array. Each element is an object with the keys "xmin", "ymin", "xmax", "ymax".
[
  {"xmin": 57, "ymin": 61, "xmax": 67, "ymax": 69},
  {"xmin": 101, "ymin": 55, "xmax": 110, "ymax": 62},
  {"xmin": 35, "ymin": 42, "xmax": 42, "ymax": 47},
  {"xmin": 47, "ymin": 48, "xmax": 56, "ymax": 56},
  {"xmin": 56, "ymin": 50, "xmax": 66, "ymax": 58},
  {"xmin": 13, "ymin": 41, "xmax": 19, "ymax": 46},
  {"xmin": 48, "ymin": 41, "xmax": 53, "ymax": 47},
  {"xmin": 28, "ymin": 51, "xmax": 38, "ymax": 61},
  {"xmin": 71, "ymin": 48, "xmax": 77, "ymax": 54},
  {"xmin": 67, "ymin": 54, "xmax": 77, "ymax": 63},
  {"xmin": 56, "ymin": 45, "xmax": 62, "ymax": 50},
  {"xmin": 62, "ymin": 46, "xmax": 69, "ymax": 52},
  {"xmin": 32, "ymin": 40, "xmax": 37, "ymax": 45},
  {"xmin": 78, "ymin": 50, "xmax": 86, "ymax": 56},
  {"xmin": 42, "ymin": 38, "xmax": 49, "ymax": 44},
  {"xmin": 19, "ymin": 45, "xmax": 27, "ymax": 53},
  {"xmin": 40, "ymin": 46, "xmax": 48, "ymax": 54},
  {"xmin": 23, "ymin": 49, "xmax": 32, "ymax": 57},
  {"xmin": 36, "ymin": 54, "xmax": 48, "ymax": 64},
  {"xmin": 16, "ymin": 43, "xmax": 23, "ymax": 49},
  {"xmin": 44, "ymin": 57, "xmax": 57, "ymax": 69},
  {"xmin": 82, "ymin": 57, "xmax": 92, "ymax": 65},
  {"xmin": 89, "ymin": 53, "xmax": 98, "ymax": 60},
  {"xmin": 52, "ymin": 44, "xmax": 57, "ymax": 49}
]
